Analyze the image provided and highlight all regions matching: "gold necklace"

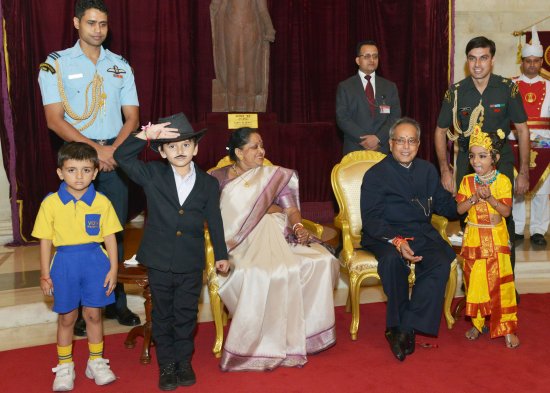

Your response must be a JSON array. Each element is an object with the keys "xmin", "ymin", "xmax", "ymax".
[{"xmin": 231, "ymin": 164, "xmax": 251, "ymax": 187}]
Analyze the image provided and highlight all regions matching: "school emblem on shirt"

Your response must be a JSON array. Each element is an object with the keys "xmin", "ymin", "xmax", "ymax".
[
  {"xmin": 107, "ymin": 65, "xmax": 126, "ymax": 79},
  {"xmin": 85, "ymin": 214, "xmax": 101, "ymax": 236}
]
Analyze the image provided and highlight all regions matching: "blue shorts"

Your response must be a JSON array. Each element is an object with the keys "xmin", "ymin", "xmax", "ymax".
[{"xmin": 50, "ymin": 243, "xmax": 115, "ymax": 314}]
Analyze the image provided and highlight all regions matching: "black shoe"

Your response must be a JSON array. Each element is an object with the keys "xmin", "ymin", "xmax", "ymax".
[
  {"xmin": 105, "ymin": 307, "xmax": 141, "ymax": 326},
  {"xmin": 159, "ymin": 363, "xmax": 178, "ymax": 391},
  {"xmin": 530, "ymin": 233, "xmax": 547, "ymax": 246},
  {"xmin": 514, "ymin": 233, "xmax": 524, "ymax": 240},
  {"xmin": 73, "ymin": 317, "xmax": 87, "ymax": 337},
  {"xmin": 401, "ymin": 331, "xmax": 415, "ymax": 355},
  {"xmin": 385, "ymin": 328, "xmax": 406, "ymax": 362},
  {"xmin": 177, "ymin": 361, "xmax": 196, "ymax": 386},
  {"xmin": 104, "ymin": 305, "xmax": 117, "ymax": 319}
]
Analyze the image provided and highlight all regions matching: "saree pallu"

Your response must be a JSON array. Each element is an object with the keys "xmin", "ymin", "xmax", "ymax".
[
  {"xmin": 213, "ymin": 166, "xmax": 339, "ymax": 371},
  {"xmin": 457, "ymin": 174, "xmax": 517, "ymax": 338}
]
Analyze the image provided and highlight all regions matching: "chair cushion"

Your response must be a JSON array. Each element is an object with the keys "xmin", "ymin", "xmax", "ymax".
[{"xmin": 344, "ymin": 249, "xmax": 379, "ymax": 272}]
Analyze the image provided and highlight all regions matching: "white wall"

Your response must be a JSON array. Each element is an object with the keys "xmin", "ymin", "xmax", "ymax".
[{"xmin": 453, "ymin": 0, "xmax": 550, "ymax": 82}]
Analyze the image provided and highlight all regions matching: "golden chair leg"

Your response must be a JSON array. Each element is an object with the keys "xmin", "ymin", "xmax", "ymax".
[
  {"xmin": 443, "ymin": 260, "xmax": 458, "ymax": 329},
  {"xmin": 222, "ymin": 309, "xmax": 228, "ymax": 326},
  {"xmin": 348, "ymin": 271, "xmax": 362, "ymax": 340},
  {"xmin": 209, "ymin": 291, "xmax": 225, "ymax": 358},
  {"xmin": 345, "ymin": 291, "xmax": 352, "ymax": 313}
]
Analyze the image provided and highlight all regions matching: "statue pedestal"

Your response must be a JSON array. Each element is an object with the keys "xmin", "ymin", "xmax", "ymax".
[
  {"xmin": 193, "ymin": 112, "xmax": 279, "ymax": 170},
  {"xmin": 212, "ymin": 80, "xmax": 268, "ymax": 113}
]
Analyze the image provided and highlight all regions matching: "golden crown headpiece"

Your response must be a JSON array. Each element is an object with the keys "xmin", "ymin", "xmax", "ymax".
[{"xmin": 469, "ymin": 125, "xmax": 505, "ymax": 152}]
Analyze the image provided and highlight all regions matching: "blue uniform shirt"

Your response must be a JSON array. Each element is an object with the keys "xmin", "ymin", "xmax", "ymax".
[{"xmin": 38, "ymin": 40, "xmax": 139, "ymax": 140}]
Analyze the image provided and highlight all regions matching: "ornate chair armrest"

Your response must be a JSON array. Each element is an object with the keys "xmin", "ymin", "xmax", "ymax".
[
  {"xmin": 431, "ymin": 214, "xmax": 451, "ymax": 246},
  {"xmin": 302, "ymin": 219, "xmax": 324, "ymax": 238},
  {"xmin": 340, "ymin": 219, "xmax": 355, "ymax": 263}
]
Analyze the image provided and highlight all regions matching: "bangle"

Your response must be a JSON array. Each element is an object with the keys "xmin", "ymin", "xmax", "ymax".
[
  {"xmin": 292, "ymin": 223, "xmax": 304, "ymax": 234},
  {"xmin": 468, "ymin": 196, "xmax": 476, "ymax": 205}
]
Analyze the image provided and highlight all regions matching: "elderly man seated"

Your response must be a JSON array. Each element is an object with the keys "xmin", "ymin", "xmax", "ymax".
[{"xmin": 360, "ymin": 117, "xmax": 458, "ymax": 361}]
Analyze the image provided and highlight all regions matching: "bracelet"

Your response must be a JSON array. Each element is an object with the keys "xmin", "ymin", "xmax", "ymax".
[
  {"xmin": 468, "ymin": 196, "xmax": 477, "ymax": 205},
  {"xmin": 141, "ymin": 122, "xmax": 152, "ymax": 147},
  {"xmin": 292, "ymin": 222, "xmax": 304, "ymax": 234},
  {"xmin": 391, "ymin": 236, "xmax": 414, "ymax": 253}
]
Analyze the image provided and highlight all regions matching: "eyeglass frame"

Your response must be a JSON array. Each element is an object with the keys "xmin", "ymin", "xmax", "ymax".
[
  {"xmin": 357, "ymin": 53, "xmax": 379, "ymax": 60},
  {"xmin": 391, "ymin": 137, "xmax": 420, "ymax": 146}
]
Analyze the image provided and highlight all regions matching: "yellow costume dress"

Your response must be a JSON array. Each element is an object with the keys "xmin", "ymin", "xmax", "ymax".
[{"xmin": 456, "ymin": 173, "xmax": 518, "ymax": 337}]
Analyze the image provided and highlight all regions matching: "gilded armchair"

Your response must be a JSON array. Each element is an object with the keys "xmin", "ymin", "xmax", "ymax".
[
  {"xmin": 204, "ymin": 156, "xmax": 324, "ymax": 357},
  {"xmin": 331, "ymin": 150, "xmax": 457, "ymax": 340}
]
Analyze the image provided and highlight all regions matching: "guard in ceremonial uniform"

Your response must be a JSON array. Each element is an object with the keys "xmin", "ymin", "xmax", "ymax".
[
  {"xmin": 510, "ymin": 26, "xmax": 550, "ymax": 246},
  {"xmin": 37, "ymin": 0, "xmax": 141, "ymax": 332},
  {"xmin": 434, "ymin": 36, "xmax": 531, "ymax": 271}
]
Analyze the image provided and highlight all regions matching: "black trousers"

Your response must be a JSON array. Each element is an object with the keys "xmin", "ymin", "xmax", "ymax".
[
  {"xmin": 148, "ymin": 267, "xmax": 203, "ymax": 367},
  {"xmin": 368, "ymin": 241, "xmax": 452, "ymax": 336},
  {"xmin": 95, "ymin": 168, "xmax": 129, "ymax": 310}
]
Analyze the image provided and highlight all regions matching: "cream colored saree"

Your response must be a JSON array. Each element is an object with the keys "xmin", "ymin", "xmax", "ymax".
[{"xmin": 210, "ymin": 165, "xmax": 339, "ymax": 371}]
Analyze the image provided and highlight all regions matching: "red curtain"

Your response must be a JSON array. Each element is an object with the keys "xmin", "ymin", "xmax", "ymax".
[{"xmin": 0, "ymin": 0, "xmax": 450, "ymax": 242}]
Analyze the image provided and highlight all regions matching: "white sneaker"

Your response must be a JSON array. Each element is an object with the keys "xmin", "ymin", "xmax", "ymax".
[
  {"xmin": 52, "ymin": 362, "xmax": 75, "ymax": 391},
  {"xmin": 85, "ymin": 358, "xmax": 116, "ymax": 385}
]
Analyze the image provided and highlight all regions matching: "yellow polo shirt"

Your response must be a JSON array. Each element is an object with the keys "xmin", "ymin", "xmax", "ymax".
[{"xmin": 32, "ymin": 182, "xmax": 122, "ymax": 246}]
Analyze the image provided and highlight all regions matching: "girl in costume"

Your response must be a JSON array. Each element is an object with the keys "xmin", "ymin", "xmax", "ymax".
[{"xmin": 456, "ymin": 126, "xmax": 519, "ymax": 349}]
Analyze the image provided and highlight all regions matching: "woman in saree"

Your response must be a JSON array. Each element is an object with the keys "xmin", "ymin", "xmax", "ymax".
[{"xmin": 209, "ymin": 128, "xmax": 340, "ymax": 371}]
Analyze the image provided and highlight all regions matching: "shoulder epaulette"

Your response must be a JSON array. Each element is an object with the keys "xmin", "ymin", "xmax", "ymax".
[
  {"xmin": 47, "ymin": 52, "xmax": 61, "ymax": 61},
  {"xmin": 511, "ymin": 82, "xmax": 519, "ymax": 98},
  {"xmin": 443, "ymin": 83, "xmax": 459, "ymax": 103}
]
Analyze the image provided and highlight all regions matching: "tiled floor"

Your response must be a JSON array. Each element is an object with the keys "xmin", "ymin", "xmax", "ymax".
[{"xmin": 0, "ymin": 221, "xmax": 548, "ymax": 352}]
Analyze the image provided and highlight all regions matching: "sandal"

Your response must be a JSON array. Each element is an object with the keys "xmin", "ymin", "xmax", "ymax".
[
  {"xmin": 505, "ymin": 333, "xmax": 520, "ymax": 349},
  {"xmin": 465, "ymin": 326, "xmax": 482, "ymax": 340}
]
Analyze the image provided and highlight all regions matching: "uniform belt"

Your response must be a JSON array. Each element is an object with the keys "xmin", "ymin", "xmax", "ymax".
[
  {"xmin": 90, "ymin": 137, "xmax": 117, "ymax": 146},
  {"xmin": 526, "ymin": 118, "xmax": 550, "ymax": 130},
  {"xmin": 57, "ymin": 243, "xmax": 101, "ymax": 253}
]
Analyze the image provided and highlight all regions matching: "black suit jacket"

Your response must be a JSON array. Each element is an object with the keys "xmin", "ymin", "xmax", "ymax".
[
  {"xmin": 336, "ymin": 73, "xmax": 401, "ymax": 155},
  {"xmin": 114, "ymin": 136, "xmax": 228, "ymax": 273},
  {"xmin": 360, "ymin": 156, "xmax": 457, "ymax": 261}
]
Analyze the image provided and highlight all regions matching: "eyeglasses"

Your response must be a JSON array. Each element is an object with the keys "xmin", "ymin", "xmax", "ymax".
[
  {"xmin": 392, "ymin": 137, "xmax": 419, "ymax": 146},
  {"xmin": 357, "ymin": 54, "xmax": 379, "ymax": 60}
]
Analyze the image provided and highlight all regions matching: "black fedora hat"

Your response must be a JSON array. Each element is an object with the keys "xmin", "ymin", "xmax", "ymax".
[{"xmin": 150, "ymin": 112, "xmax": 206, "ymax": 152}]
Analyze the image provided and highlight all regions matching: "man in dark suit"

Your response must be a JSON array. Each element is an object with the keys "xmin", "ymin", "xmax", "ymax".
[
  {"xmin": 336, "ymin": 40, "xmax": 401, "ymax": 155},
  {"xmin": 114, "ymin": 113, "xmax": 229, "ymax": 390},
  {"xmin": 360, "ymin": 118, "xmax": 457, "ymax": 362}
]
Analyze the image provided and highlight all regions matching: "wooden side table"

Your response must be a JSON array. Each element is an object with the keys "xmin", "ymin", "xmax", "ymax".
[{"xmin": 117, "ymin": 262, "xmax": 152, "ymax": 364}]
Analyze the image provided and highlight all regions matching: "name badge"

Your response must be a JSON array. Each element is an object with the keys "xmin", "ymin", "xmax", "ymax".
[
  {"xmin": 380, "ymin": 105, "xmax": 390, "ymax": 114},
  {"xmin": 68, "ymin": 73, "xmax": 83, "ymax": 80}
]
